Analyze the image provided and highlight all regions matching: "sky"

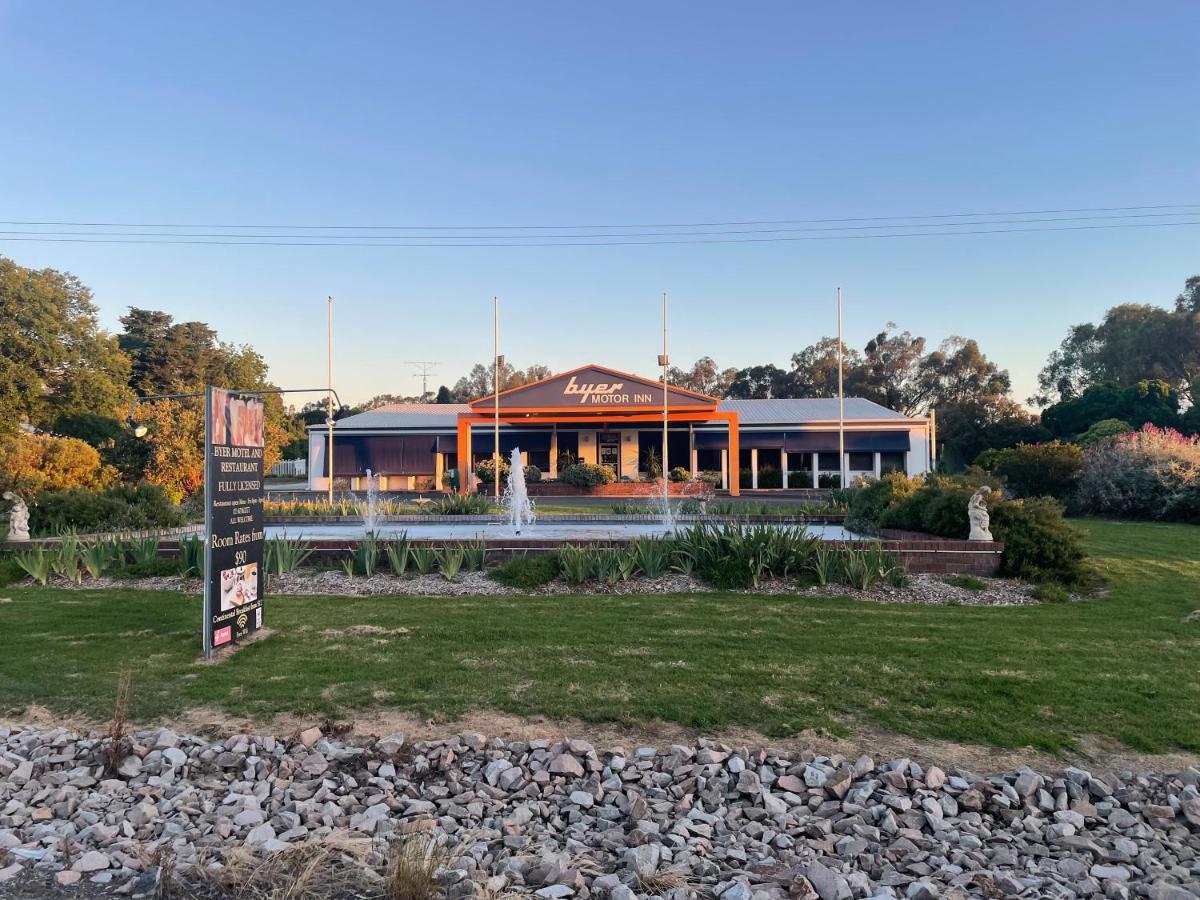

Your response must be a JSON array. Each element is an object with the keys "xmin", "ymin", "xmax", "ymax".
[{"xmin": 1, "ymin": 1, "xmax": 1198, "ymax": 407}]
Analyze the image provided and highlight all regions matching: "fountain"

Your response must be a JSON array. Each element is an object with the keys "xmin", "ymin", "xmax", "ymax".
[
  {"xmin": 501, "ymin": 447, "xmax": 536, "ymax": 534},
  {"xmin": 655, "ymin": 476, "xmax": 676, "ymax": 532},
  {"xmin": 359, "ymin": 468, "xmax": 381, "ymax": 533}
]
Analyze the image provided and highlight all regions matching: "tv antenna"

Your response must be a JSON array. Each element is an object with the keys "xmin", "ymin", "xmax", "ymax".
[{"xmin": 406, "ymin": 360, "xmax": 439, "ymax": 398}]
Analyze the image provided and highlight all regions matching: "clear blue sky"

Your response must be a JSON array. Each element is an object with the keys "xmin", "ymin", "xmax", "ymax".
[{"xmin": 2, "ymin": 1, "xmax": 1197, "ymax": 406}]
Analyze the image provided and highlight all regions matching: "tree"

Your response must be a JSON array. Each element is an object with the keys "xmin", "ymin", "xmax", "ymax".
[
  {"xmin": 858, "ymin": 326, "xmax": 926, "ymax": 413},
  {"xmin": 667, "ymin": 357, "xmax": 737, "ymax": 397},
  {"xmin": 1041, "ymin": 380, "xmax": 1181, "ymax": 438},
  {"xmin": 908, "ymin": 337, "xmax": 1011, "ymax": 413},
  {"xmin": 434, "ymin": 385, "xmax": 454, "ymax": 404},
  {"xmin": 726, "ymin": 365, "xmax": 797, "ymax": 399},
  {"xmin": 0, "ymin": 431, "xmax": 115, "ymax": 496},
  {"xmin": 1035, "ymin": 276, "xmax": 1200, "ymax": 405},
  {"xmin": 136, "ymin": 399, "xmax": 205, "ymax": 502},
  {"xmin": 450, "ymin": 361, "xmax": 552, "ymax": 401},
  {"xmin": 0, "ymin": 257, "xmax": 131, "ymax": 432},
  {"xmin": 789, "ymin": 338, "xmax": 861, "ymax": 399}
]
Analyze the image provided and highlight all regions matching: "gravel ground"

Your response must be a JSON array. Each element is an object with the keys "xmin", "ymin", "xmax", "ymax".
[
  {"xmin": 1, "ymin": 723, "xmax": 1197, "ymax": 899},
  {"xmin": 11, "ymin": 571, "xmax": 1047, "ymax": 606}
]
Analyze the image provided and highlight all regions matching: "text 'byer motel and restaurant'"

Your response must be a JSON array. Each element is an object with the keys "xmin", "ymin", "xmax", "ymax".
[{"xmin": 306, "ymin": 365, "xmax": 933, "ymax": 495}]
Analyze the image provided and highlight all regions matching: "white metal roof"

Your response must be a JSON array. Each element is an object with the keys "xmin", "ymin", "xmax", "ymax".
[
  {"xmin": 318, "ymin": 397, "xmax": 915, "ymax": 433},
  {"xmin": 717, "ymin": 397, "xmax": 910, "ymax": 423}
]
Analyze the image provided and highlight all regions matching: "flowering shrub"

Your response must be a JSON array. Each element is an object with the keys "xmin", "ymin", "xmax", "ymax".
[{"xmin": 1074, "ymin": 425, "xmax": 1200, "ymax": 523}]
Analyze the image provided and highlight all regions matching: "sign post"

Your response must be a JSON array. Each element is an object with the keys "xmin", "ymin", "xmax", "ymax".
[{"xmin": 203, "ymin": 386, "xmax": 267, "ymax": 657}]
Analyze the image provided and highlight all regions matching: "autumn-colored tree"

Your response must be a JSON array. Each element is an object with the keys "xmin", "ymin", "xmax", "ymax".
[
  {"xmin": 136, "ymin": 400, "xmax": 205, "ymax": 502},
  {"xmin": 0, "ymin": 431, "xmax": 115, "ymax": 496}
]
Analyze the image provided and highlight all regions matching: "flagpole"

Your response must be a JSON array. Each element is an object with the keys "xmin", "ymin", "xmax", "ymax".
[
  {"xmin": 493, "ymin": 296, "xmax": 501, "ymax": 503},
  {"xmin": 327, "ymin": 296, "xmax": 334, "ymax": 504},
  {"xmin": 837, "ymin": 287, "xmax": 845, "ymax": 491},
  {"xmin": 660, "ymin": 291, "xmax": 669, "ymax": 483}
]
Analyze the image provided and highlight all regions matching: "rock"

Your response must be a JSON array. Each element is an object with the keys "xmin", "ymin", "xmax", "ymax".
[
  {"xmin": 568, "ymin": 790, "xmax": 594, "ymax": 808},
  {"xmin": 1182, "ymin": 795, "xmax": 1200, "ymax": 826},
  {"xmin": 245, "ymin": 824, "xmax": 276, "ymax": 848},
  {"xmin": 1091, "ymin": 865, "xmax": 1130, "ymax": 881},
  {"xmin": 806, "ymin": 860, "xmax": 850, "ymax": 900},
  {"xmin": 0, "ymin": 864, "xmax": 23, "ymax": 882},
  {"xmin": 548, "ymin": 754, "xmax": 584, "ymax": 778},
  {"xmin": 56, "ymin": 870, "xmax": 82, "ymax": 886},
  {"xmin": 117, "ymin": 755, "xmax": 142, "ymax": 778},
  {"xmin": 625, "ymin": 844, "xmax": 660, "ymax": 876},
  {"xmin": 73, "ymin": 851, "xmax": 110, "ymax": 872},
  {"xmin": 535, "ymin": 886, "xmax": 574, "ymax": 899},
  {"xmin": 298, "ymin": 726, "xmax": 322, "ymax": 748}
]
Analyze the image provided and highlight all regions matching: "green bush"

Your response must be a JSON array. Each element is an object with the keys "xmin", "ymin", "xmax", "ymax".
[
  {"xmin": 975, "ymin": 441, "xmax": 1084, "ymax": 500},
  {"xmin": 425, "ymin": 494, "xmax": 492, "ymax": 515},
  {"xmin": 29, "ymin": 483, "xmax": 182, "ymax": 536},
  {"xmin": 669, "ymin": 467, "xmax": 692, "ymax": 483},
  {"xmin": 475, "ymin": 456, "xmax": 509, "ymax": 484},
  {"xmin": 818, "ymin": 473, "xmax": 842, "ymax": 489},
  {"xmin": 1078, "ymin": 418, "xmax": 1133, "ymax": 447},
  {"xmin": 755, "ymin": 466, "xmax": 783, "ymax": 489},
  {"xmin": 990, "ymin": 498, "xmax": 1088, "ymax": 584},
  {"xmin": 522, "ymin": 465, "xmax": 542, "ymax": 483},
  {"xmin": 846, "ymin": 473, "xmax": 922, "ymax": 532},
  {"xmin": 855, "ymin": 473, "xmax": 1086, "ymax": 585},
  {"xmin": 0, "ymin": 555, "xmax": 26, "ymax": 587},
  {"xmin": 787, "ymin": 470, "xmax": 813, "ymax": 488},
  {"xmin": 558, "ymin": 463, "xmax": 617, "ymax": 488}
]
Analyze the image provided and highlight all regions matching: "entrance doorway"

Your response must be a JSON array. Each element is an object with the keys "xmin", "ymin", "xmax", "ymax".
[{"xmin": 598, "ymin": 434, "xmax": 620, "ymax": 477}]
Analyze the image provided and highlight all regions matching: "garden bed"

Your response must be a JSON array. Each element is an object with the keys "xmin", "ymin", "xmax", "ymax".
[{"xmin": 17, "ymin": 568, "xmax": 1043, "ymax": 605}]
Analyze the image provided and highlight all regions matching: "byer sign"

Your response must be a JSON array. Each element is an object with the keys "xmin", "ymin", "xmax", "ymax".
[
  {"xmin": 470, "ymin": 365, "xmax": 716, "ymax": 410},
  {"xmin": 563, "ymin": 376, "xmax": 653, "ymax": 405}
]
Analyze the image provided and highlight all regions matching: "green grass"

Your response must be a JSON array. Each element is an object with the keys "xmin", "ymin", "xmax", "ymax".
[{"xmin": 0, "ymin": 519, "xmax": 1197, "ymax": 752}]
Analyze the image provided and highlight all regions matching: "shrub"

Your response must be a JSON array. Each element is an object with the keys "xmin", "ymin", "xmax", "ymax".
[
  {"xmin": 1078, "ymin": 418, "xmax": 1133, "ymax": 448},
  {"xmin": 522, "ymin": 465, "xmax": 542, "ymax": 483},
  {"xmin": 755, "ymin": 466, "xmax": 783, "ymax": 489},
  {"xmin": 424, "ymin": 494, "xmax": 491, "ymax": 515},
  {"xmin": 847, "ymin": 473, "xmax": 922, "ymax": 532},
  {"xmin": 976, "ymin": 441, "xmax": 1084, "ymax": 500},
  {"xmin": 787, "ymin": 470, "xmax": 813, "ymax": 488},
  {"xmin": 1074, "ymin": 425, "xmax": 1200, "ymax": 523},
  {"xmin": 669, "ymin": 467, "xmax": 692, "ymax": 483},
  {"xmin": 697, "ymin": 471, "xmax": 723, "ymax": 487},
  {"xmin": 855, "ymin": 472, "xmax": 1086, "ymax": 585},
  {"xmin": 489, "ymin": 549, "xmax": 559, "ymax": 592},
  {"xmin": 0, "ymin": 432, "xmax": 114, "ymax": 497},
  {"xmin": 29, "ymin": 483, "xmax": 182, "ymax": 536},
  {"xmin": 558, "ymin": 463, "xmax": 617, "ymax": 488},
  {"xmin": 818, "ymin": 473, "xmax": 842, "ymax": 489},
  {"xmin": 1031, "ymin": 582, "xmax": 1070, "ymax": 603},
  {"xmin": 475, "ymin": 456, "xmax": 509, "ymax": 484}
]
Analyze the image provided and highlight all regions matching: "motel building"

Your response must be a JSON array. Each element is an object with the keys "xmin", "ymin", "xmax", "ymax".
[{"xmin": 307, "ymin": 365, "xmax": 932, "ymax": 496}]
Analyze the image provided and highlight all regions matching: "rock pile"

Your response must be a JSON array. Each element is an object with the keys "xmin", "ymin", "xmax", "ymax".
[{"xmin": 1, "ymin": 723, "xmax": 1198, "ymax": 898}]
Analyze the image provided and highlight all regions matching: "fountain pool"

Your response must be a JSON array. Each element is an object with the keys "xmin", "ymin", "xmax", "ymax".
[{"xmin": 265, "ymin": 520, "xmax": 861, "ymax": 542}]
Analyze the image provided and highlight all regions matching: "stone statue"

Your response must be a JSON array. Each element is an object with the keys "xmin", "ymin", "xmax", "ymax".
[
  {"xmin": 968, "ymin": 487, "xmax": 993, "ymax": 542},
  {"xmin": 3, "ymin": 491, "xmax": 30, "ymax": 542}
]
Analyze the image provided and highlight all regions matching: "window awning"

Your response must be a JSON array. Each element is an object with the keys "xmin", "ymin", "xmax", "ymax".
[
  {"xmin": 693, "ymin": 430, "xmax": 911, "ymax": 453},
  {"xmin": 469, "ymin": 430, "xmax": 552, "ymax": 454},
  {"xmin": 327, "ymin": 435, "xmax": 438, "ymax": 476}
]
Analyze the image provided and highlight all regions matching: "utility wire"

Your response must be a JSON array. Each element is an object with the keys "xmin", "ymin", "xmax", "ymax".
[
  {"xmin": 1, "ymin": 203, "xmax": 1198, "ymax": 231},
  {"xmin": 1, "ymin": 219, "xmax": 1198, "ymax": 247},
  {"xmin": 0, "ymin": 211, "xmax": 1195, "ymax": 242}
]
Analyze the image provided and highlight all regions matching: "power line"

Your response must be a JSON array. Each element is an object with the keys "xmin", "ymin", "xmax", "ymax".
[
  {"xmin": 1, "ymin": 202, "xmax": 1198, "ymax": 231},
  {"xmin": 0, "ymin": 219, "xmax": 1198, "ymax": 247},
  {"xmin": 0, "ymin": 210, "xmax": 1196, "ymax": 242}
]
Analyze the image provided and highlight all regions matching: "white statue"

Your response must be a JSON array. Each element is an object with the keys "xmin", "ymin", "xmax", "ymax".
[
  {"xmin": 3, "ymin": 491, "xmax": 30, "ymax": 542},
  {"xmin": 968, "ymin": 487, "xmax": 993, "ymax": 542}
]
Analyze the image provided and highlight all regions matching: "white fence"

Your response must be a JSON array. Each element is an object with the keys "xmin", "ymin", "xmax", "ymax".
[{"xmin": 270, "ymin": 458, "xmax": 307, "ymax": 477}]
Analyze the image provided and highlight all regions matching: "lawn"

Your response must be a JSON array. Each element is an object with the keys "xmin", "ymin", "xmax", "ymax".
[{"xmin": 1, "ymin": 520, "xmax": 1197, "ymax": 752}]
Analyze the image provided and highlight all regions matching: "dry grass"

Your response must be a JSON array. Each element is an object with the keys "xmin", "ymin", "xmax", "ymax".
[
  {"xmin": 103, "ymin": 670, "xmax": 133, "ymax": 776},
  {"xmin": 186, "ymin": 844, "xmax": 377, "ymax": 900},
  {"xmin": 637, "ymin": 869, "xmax": 691, "ymax": 894},
  {"xmin": 384, "ymin": 833, "xmax": 456, "ymax": 900}
]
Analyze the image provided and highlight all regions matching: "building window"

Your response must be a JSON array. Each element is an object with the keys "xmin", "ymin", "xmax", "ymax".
[
  {"xmin": 817, "ymin": 452, "xmax": 840, "ymax": 471},
  {"xmin": 848, "ymin": 452, "xmax": 874, "ymax": 471},
  {"xmin": 880, "ymin": 451, "xmax": 906, "ymax": 474}
]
